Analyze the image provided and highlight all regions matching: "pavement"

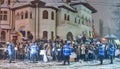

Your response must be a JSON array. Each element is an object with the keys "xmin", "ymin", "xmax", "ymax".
[{"xmin": 0, "ymin": 58, "xmax": 120, "ymax": 69}]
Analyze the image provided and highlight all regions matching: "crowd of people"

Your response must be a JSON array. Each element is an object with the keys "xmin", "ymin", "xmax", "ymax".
[{"xmin": 5, "ymin": 38, "xmax": 115, "ymax": 65}]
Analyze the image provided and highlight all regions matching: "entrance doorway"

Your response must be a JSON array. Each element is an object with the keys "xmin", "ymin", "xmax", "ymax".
[
  {"xmin": 66, "ymin": 32, "xmax": 73, "ymax": 40},
  {"xmin": 43, "ymin": 31, "xmax": 48, "ymax": 39}
]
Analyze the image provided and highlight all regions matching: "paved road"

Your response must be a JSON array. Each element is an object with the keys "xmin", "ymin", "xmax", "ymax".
[{"xmin": 0, "ymin": 59, "xmax": 120, "ymax": 69}]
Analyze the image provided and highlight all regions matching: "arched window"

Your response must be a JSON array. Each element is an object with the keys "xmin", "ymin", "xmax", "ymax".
[
  {"xmin": 82, "ymin": 20, "xmax": 84, "ymax": 25},
  {"xmin": 51, "ymin": 11, "xmax": 54, "ymax": 20},
  {"xmin": 66, "ymin": 32, "xmax": 73, "ymax": 40},
  {"xmin": 16, "ymin": 12, "xmax": 19, "ymax": 19},
  {"xmin": 51, "ymin": 31, "xmax": 54, "ymax": 40},
  {"xmin": 67, "ymin": 15, "xmax": 70, "ymax": 21},
  {"xmin": 25, "ymin": 11, "xmax": 28, "ymax": 19},
  {"xmin": 75, "ymin": 17, "xmax": 77, "ymax": 23},
  {"xmin": 43, "ymin": 10, "xmax": 48, "ymax": 19},
  {"xmin": 21, "ymin": 12, "xmax": 24, "ymax": 19},
  {"xmin": 43, "ymin": 31, "xmax": 48, "ymax": 39},
  {"xmin": 1, "ymin": 31, "xmax": 6, "ymax": 41},
  {"xmin": 30, "ymin": 12, "xmax": 32, "ymax": 19},
  {"xmin": 79, "ymin": 19, "xmax": 80, "ymax": 24},
  {"xmin": 64, "ymin": 14, "xmax": 66, "ymax": 20}
]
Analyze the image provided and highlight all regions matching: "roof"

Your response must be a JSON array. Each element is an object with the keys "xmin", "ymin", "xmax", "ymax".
[
  {"xmin": 70, "ymin": 1, "xmax": 97, "ymax": 13},
  {"xmin": 1, "ymin": 0, "xmax": 96, "ymax": 13},
  {"xmin": 10, "ymin": 0, "xmax": 76, "ymax": 12},
  {"xmin": 45, "ymin": 3, "xmax": 76, "ymax": 12},
  {"xmin": 80, "ymin": 2, "xmax": 97, "ymax": 13},
  {"xmin": 41, "ymin": 0, "xmax": 63, "ymax": 3},
  {"xmin": 0, "ymin": 3, "xmax": 9, "ymax": 8}
]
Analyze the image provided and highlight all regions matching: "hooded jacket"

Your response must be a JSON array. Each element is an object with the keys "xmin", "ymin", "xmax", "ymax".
[
  {"xmin": 98, "ymin": 44, "xmax": 104, "ymax": 56},
  {"xmin": 30, "ymin": 43, "xmax": 38, "ymax": 54},
  {"xmin": 109, "ymin": 43, "xmax": 114, "ymax": 56}
]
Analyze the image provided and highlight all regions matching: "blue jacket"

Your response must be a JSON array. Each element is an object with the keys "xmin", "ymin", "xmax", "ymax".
[
  {"xmin": 52, "ymin": 45, "xmax": 57, "ymax": 55},
  {"xmin": 98, "ymin": 44, "xmax": 104, "ymax": 56},
  {"xmin": 30, "ymin": 43, "xmax": 38, "ymax": 54},
  {"xmin": 63, "ymin": 43, "xmax": 71, "ymax": 56},
  {"xmin": 8, "ymin": 43, "xmax": 13, "ymax": 55},
  {"xmin": 109, "ymin": 44, "xmax": 114, "ymax": 56}
]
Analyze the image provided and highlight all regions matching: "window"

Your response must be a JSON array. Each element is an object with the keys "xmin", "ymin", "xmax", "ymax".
[
  {"xmin": 1, "ymin": 11, "xmax": 3, "ymax": 14},
  {"xmin": 79, "ymin": 19, "xmax": 80, "ymax": 24},
  {"xmin": 75, "ymin": 17, "xmax": 77, "ymax": 23},
  {"xmin": 51, "ymin": 11, "xmax": 54, "ymax": 20},
  {"xmin": 1, "ymin": 31, "xmax": 6, "ymax": 41},
  {"xmin": 67, "ymin": 15, "xmax": 70, "ymax": 21},
  {"xmin": 89, "ymin": 31, "xmax": 91, "ymax": 37},
  {"xmin": 25, "ymin": 11, "xmax": 28, "ymax": 19},
  {"xmin": 43, "ymin": 31, "xmax": 48, "ymax": 39},
  {"xmin": 51, "ymin": 31, "xmax": 54, "ymax": 40},
  {"xmin": 0, "ymin": 15, "xmax": 2, "ymax": 20},
  {"xmin": 16, "ymin": 13, "xmax": 20, "ymax": 20},
  {"xmin": 8, "ymin": 0, "xmax": 11, "ymax": 5},
  {"xmin": 3, "ymin": 15, "xmax": 7, "ymax": 20},
  {"xmin": 0, "ymin": 11, "xmax": 8, "ymax": 20},
  {"xmin": 82, "ymin": 20, "xmax": 84, "ymax": 25},
  {"xmin": 4, "ymin": 11, "xmax": 7, "ymax": 14},
  {"xmin": 43, "ymin": 10, "xmax": 48, "ymax": 19},
  {"xmin": 64, "ymin": 14, "xmax": 66, "ymax": 20},
  {"xmin": 30, "ymin": 12, "xmax": 32, "ymax": 19},
  {"xmin": 21, "ymin": 12, "xmax": 23, "ymax": 19}
]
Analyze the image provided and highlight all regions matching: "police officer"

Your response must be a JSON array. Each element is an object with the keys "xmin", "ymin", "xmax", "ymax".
[
  {"xmin": 7, "ymin": 42, "xmax": 13, "ymax": 63},
  {"xmin": 63, "ymin": 42, "xmax": 71, "ymax": 65},
  {"xmin": 30, "ymin": 42, "xmax": 38, "ymax": 63},
  {"xmin": 109, "ymin": 43, "xmax": 114, "ymax": 64},
  {"xmin": 98, "ymin": 43, "xmax": 105, "ymax": 64}
]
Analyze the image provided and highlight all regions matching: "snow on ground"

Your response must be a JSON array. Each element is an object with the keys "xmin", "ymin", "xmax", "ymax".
[{"xmin": 0, "ymin": 59, "xmax": 120, "ymax": 69}]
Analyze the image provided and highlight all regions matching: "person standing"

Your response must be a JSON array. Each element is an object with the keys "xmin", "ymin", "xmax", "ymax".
[
  {"xmin": 81, "ymin": 44, "xmax": 85, "ymax": 61},
  {"xmin": 30, "ymin": 42, "xmax": 38, "ymax": 63},
  {"xmin": 98, "ymin": 43, "xmax": 105, "ymax": 64},
  {"xmin": 109, "ymin": 43, "xmax": 114, "ymax": 64},
  {"xmin": 24, "ymin": 43, "xmax": 30, "ymax": 61},
  {"xmin": 7, "ymin": 42, "xmax": 14, "ymax": 63},
  {"xmin": 63, "ymin": 42, "xmax": 71, "ymax": 65}
]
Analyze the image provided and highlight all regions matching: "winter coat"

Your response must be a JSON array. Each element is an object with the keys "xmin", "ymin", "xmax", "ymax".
[
  {"xmin": 8, "ymin": 43, "xmax": 13, "ymax": 55},
  {"xmin": 52, "ymin": 44, "xmax": 57, "ymax": 55},
  {"xmin": 63, "ymin": 43, "xmax": 71, "ymax": 56},
  {"xmin": 109, "ymin": 44, "xmax": 114, "ymax": 56},
  {"xmin": 81, "ymin": 46, "xmax": 85, "ymax": 54},
  {"xmin": 30, "ymin": 43, "xmax": 38, "ymax": 54},
  {"xmin": 98, "ymin": 44, "xmax": 105, "ymax": 56}
]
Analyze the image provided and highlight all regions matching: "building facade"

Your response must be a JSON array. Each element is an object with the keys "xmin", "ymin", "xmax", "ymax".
[{"xmin": 0, "ymin": 0, "xmax": 97, "ymax": 42}]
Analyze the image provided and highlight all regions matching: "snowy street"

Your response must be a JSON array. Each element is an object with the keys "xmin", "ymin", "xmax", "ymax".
[{"xmin": 0, "ymin": 59, "xmax": 120, "ymax": 69}]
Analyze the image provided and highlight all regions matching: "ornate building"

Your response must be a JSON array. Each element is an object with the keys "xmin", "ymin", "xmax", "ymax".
[{"xmin": 0, "ymin": 0, "xmax": 97, "ymax": 42}]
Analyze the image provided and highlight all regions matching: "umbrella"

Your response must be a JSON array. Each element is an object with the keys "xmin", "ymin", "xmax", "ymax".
[{"xmin": 104, "ymin": 34, "xmax": 117, "ymax": 39}]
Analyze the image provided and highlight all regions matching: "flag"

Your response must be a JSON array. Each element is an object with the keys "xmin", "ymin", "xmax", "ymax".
[{"xmin": 17, "ymin": 32, "xmax": 22, "ymax": 36}]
